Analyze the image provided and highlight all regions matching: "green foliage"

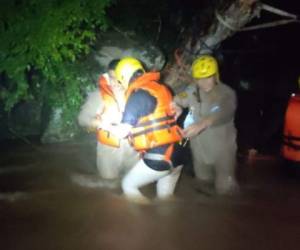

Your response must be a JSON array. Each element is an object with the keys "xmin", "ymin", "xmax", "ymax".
[{"xmin": 0, "ymin": 0, "xmax": 111, "ymax": 130}]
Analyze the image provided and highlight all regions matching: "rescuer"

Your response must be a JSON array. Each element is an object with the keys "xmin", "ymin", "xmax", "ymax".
[
  {"xmin": 174, "ymin": 55, "xmax": 239, "ymax": 195},
  {"xmin": 108, "ymin": 57, "xmax": 184, "ymax": 203},
  {"xmin": 78, "ymin": 59, "xmax": 139, "ymax": 182}
]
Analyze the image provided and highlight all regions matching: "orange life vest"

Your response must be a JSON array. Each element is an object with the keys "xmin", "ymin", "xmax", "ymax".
[
  {"xmin": 282, "ymin": 93, "xmax": 300, "ymax": 162},
  {"xmin": 125, "ymin": 72, "xmax": 182, "ymax": 151},
  {"xmin": 96, "ymin": 74, "xmax": 122, "ymax": 147}
]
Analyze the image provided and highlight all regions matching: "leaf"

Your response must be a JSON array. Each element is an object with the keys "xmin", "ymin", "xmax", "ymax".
[{"xmin": 0, "ymin": 0, "xmax": 112, "ymax": 120}]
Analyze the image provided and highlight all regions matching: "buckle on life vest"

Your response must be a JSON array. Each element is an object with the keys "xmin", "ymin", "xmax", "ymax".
[{"xmin": 97, "ymin": 129, "xmax": 120, "ymax": 148}]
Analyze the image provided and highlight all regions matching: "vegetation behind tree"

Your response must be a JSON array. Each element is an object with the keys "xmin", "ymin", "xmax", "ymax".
[{"xmin": 0, "ymin": 0, "xmax": 112, "ymax": 131}]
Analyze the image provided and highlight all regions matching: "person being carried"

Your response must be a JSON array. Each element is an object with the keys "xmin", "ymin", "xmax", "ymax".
[{"xmin": 109, "ymin": 57, "xmax": 184, "ymax": 203}]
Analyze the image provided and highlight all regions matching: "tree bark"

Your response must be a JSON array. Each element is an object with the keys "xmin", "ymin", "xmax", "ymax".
[{"xmin": 163, "ymin": 0, "xmax": 260, "ymax": 92}]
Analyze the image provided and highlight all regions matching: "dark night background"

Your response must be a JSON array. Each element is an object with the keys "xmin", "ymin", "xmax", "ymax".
[
  {"xmin": 123, "ymin": 0, "xmax": 300, "ymax": 154},
  {"xmin": 1, "ymin": 2, "xmax": 300, "ymax": 250},
  {"xmin": 220, "ymin": 0, "xmax": 300, "ymax": 154}
]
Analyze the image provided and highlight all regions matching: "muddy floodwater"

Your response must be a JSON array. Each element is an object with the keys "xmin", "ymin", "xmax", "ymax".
[{"xmin": 1, "ymin": 140, "xmax": 300, "ymax": 250}]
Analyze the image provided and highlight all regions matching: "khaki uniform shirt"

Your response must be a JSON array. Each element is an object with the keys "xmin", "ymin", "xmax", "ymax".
[{"xmin": 175, "ymin": 82, "xmax": 237, "ymax": 165}]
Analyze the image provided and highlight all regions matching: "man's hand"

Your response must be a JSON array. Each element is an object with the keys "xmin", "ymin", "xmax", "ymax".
[
  {"xmin": 170, "ymin": 101, "xmax": 182, "ymax": 120},
  {"xmin": 87, "ymin": 118, "xmax": 101, "ymax": 131},
  {"xmin": 97, "ymin": 119, "xmax": 112, "ymax": 131},
  {"xmin": 109, "ymin": 123, "xmax": 132, "ymax": 139},
  {"xmin": 182, "ymin": 118, "xmax": 213, "ymax": 138}
]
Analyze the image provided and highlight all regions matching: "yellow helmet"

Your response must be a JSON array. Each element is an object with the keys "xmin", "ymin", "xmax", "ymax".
[
  {"xmin": 191, "ymin": 55, "xmax": 219, "ymax": 80},
  {"xmin": 115, "ymin": 57, "xmax": 145, "ymax": 89}
]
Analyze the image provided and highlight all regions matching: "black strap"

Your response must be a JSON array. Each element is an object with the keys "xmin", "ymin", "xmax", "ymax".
[
  {"xmin": 135, "ymin": 116, "xmax": 175, "ymax": 127},
  {"xmin": 131, "ymin": 122, "xmax": 178, "ymax": 137}
]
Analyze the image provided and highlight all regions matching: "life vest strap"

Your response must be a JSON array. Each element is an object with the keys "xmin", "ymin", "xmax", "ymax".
[
  {"xmin": 136, "ymin": 116, "xmax": 175, "ymax": 127},
  {"xmin": 131, "ymin": 122, "xmax": 177, "ymax": 137},
  {"xmin": 97, "ymin": 129, "xmax": 120, "ymax": 148}
]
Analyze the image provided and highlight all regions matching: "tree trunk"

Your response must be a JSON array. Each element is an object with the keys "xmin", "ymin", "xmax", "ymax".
[{"xmin": 163, "ymin": 0, "xmax": 260, "ymax": 92}]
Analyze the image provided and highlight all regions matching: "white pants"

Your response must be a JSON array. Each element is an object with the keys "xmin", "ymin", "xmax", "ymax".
[{"xmin": 122, "ymin": 159, "xmax": 183, "ymax": 199}]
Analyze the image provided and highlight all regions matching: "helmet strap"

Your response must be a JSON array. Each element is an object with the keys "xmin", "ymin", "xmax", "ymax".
[{"xmin": 129, "ymin": 69, "xmax": 144, "ymax": 84}]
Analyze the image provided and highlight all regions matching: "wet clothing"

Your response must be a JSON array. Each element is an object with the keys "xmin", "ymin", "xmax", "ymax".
[
  {"xmin": 175, "ymin": 82, "xmax": 238, "ymax": 194},
  {"xmin": 121, "ymin": 72, "xmax": 183, "ymax": 200},
  {"xmin": 282, "ymin": 93, "xmax": 300, "ymax": 162},
  {"xmin": 77, "ymin": 74, "xmax": 138, "ymax": 179},
  {"xmin": 122, "ymin": 89, "xmax": 157, "ymax": 125},
  {"xmin": 96, "ymin": 137, "xmax": 139, "ymax": 179},
  {"xmin": 122, "ymin": 72, "xmax": 182, "ymax": 171},
  {"xmin": 122, "ymin": 88, "xmax": 170, "ymax": 170},
  {"xmin": 124, "ymin": 72, "xmax": 182, "ymax": 152},
  {"xmin": 122, "ymin": 159, "xmax": 183, "ymax": 199}
]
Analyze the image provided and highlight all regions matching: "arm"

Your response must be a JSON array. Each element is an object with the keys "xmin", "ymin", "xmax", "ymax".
[
  {"xmin": 107, "ymin": 123, "xmax": 133, "ymax": 139},
  {"xmin": 110, "ymin": 90, "xmax": 156, "ymax": 138},
  {"xmin": 77, "ymin": 91, "xmax": 103, "ymax": 131},
  {"xmin": 170, "ymin": 101, "xmax": 183, "ymax": 120},
  {"xmin": 203, "ymin": 89, "xmax": 236, "ymax": 127},
  {"xmin": 174, "ymin": 91, "xmax": 191, "ymax": 109},
  {"xmin": 183, "ymin": 88, "xmax": 236, "ymax": 138}
]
